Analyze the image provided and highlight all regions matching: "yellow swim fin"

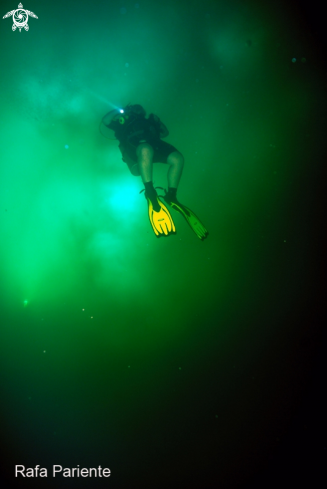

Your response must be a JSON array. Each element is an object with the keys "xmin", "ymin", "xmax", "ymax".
[
  {"xmin": 162, "ymin": 191, "xmax": 209, "ymax": 240},
  {"xmin": 145, "ymin": 194, "xmax": 176, "ymax": 237}
]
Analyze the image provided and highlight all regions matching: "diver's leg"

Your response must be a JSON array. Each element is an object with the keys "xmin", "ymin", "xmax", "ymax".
[
  {"xmin": 163, "ymin": 152, "xmax": 208, "ymax": 240},
  {"xmin": 136, "ymin": 143, "xmax": 154, "ymax": 183},
  {"xmin": 136, "ymin": 143, "xmax": 161, "ymax": 212},
  {"xmin": 167, "ymin": 151, "xmax": 184, "ymax": 191}
]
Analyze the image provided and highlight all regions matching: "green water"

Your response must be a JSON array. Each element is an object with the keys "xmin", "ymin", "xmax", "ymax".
[{"xmin": 1, "ymin": 0, "xmax": 325, "ymax": 487}]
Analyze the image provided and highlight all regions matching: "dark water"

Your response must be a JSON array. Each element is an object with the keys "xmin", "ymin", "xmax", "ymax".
[{"xmin": 1, "ymin": 0, "xmax": 326, "ymax": 487}]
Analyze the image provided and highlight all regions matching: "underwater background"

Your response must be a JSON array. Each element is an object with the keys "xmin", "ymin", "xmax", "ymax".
[{"xmin": 1, "ymin": 0, "xmax": 326, "ymax": 487}]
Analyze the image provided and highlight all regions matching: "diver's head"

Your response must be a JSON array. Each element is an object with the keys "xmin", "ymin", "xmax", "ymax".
[
  {"xmin": 103, "ymin": 104, "xmax": 146, "ymax": 129},
  {"xmin": 130, "ymin": 104, "xmax": 146, "ymax": 117},
  {"xmin": 122, "ymin": 104, "xmax": 146, "ymax": 118}
]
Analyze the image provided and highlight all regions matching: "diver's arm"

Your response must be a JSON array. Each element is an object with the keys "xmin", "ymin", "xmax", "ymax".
[
  {"xmin": 150, "ymin": 114, "xmax": 169, "ymax": 138},
  {"xmin": 159, "ymin": 122, "xmax": 169, "ymax": 138}
]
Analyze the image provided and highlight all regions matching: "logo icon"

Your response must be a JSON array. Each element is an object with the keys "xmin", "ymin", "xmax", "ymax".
[{"xmin": 3, "ymin": 3, "xmax": 38, "ymax": 32}]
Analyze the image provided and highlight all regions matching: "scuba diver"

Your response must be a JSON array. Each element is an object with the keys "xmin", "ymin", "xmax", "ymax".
[{"xmin": 100, "ymin": 104, "xmax": 208, "ymax": 240}]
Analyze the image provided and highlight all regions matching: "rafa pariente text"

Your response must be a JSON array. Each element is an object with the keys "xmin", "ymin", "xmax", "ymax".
[{"xmin": 15, "ymin": 465, "xmax": 111, "ymax": 477}]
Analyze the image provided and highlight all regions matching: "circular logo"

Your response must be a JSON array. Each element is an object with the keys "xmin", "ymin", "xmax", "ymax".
[{"xmin": 13, "ymin": 9, "xmax": 28, "ymax": 28}]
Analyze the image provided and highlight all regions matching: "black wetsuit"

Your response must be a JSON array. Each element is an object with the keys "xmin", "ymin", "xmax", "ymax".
[{"xmin": 114, "ymin": 114, "xmax": 178, "ymax": 175}]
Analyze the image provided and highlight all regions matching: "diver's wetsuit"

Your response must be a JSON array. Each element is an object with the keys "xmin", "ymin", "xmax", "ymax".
[{"xmin": 114, "ymin": 114, "xmax": 178, "ymax": 175}]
